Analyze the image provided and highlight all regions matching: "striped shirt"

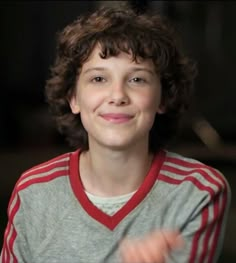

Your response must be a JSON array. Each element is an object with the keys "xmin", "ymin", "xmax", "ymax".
[{"xmin": 0, "ymin": 149, "xmax": 231, "ymax": 263}]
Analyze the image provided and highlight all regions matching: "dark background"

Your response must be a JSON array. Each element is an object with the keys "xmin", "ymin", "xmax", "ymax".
[{"xmin": 0, "ymin": 1, "xmax": 235, "ymax": 262}]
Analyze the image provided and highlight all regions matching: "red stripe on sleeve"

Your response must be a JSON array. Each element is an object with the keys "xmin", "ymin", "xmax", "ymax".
[
  {"xmin": 3, "ymin": 194, "xmax": 20, "ymax": 263},
  {"xmin": 163, "ymin": 164, "xmax": 223, "ymax": 189},
  {"xmin": 2, "ymin": 153, "xmax": 71, "ymax": 263},
  {"xmin": 208, "ymin": 187, "xmax": 228, "ymax": 263},
  {"xmin": 162, "ymin": 156, "xmax": 229, "ymax": 263},
  {"xmin": 21, "ymin": 158, "xmax": 69, "ymax": 180},
  {"xmin": 17, "ymin": 170, "xmax": 68, "ymax": 191},
  {"xmin": 165, "ymin": 156, "xmax": 227, "ymax": 187},
  {"xmin": 189, "ymin": 205, "xmax": 209, "ymax": 263},
  {"xmin": 159, "ymin": 173, "xmax": 216, "ymax": 196},
  {"xmin": 20, "ymin": 153, "xmax": 69, "ymax": 177},
  {"xmin": 9, "ymin": 231, "xmax": 17, "ymax": 263}
]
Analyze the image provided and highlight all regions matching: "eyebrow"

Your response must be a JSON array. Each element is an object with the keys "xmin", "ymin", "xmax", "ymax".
[
  {"xmin": 83, "ymin": 67, "xmax": 107, "ymax": 75},
  {"xmin": 83, "ymin": 67, "xmax": 155, "ymax": 75},
  {"xmin": 131, "ymin": 68, "xmax": 155, "ymax": 75}
]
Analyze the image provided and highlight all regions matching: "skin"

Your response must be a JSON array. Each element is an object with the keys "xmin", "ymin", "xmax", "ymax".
[
  {"xmin": 69, "ymin": 45, "xmax": 183, "ymax": 262},
  {"xmin": 119, "ymin": 230, "xmax": 184, "ymax": 263},
  {"xmin": 69, "ymin": 44, "xmax": 164, "ymax": 197},
  {"xmin": 70, "ymin": 45, "xmax": 164, "ymax": 152}
]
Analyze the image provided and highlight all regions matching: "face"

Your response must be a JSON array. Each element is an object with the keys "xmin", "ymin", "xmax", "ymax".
[{"xmin": 69, "ymin": 45, "xmax": 164, "ymax": 151}]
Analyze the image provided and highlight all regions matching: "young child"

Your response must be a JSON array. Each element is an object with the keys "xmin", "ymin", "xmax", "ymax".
[{"xmin": 1, "ymin": 5, "xmax": 231, "ymax": 263}]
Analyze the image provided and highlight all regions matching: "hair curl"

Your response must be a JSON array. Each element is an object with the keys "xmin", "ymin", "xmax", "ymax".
[{"xmin": 45, "ymin": 6, "xmax": 197, "ymax": 153}]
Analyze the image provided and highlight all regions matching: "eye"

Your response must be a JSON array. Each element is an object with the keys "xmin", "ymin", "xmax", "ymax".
[
  {"xmin": 130, "ymin": 77, "xmax": 146, "ymax": 83},
  {"xmin": 92, "ymin": 76, "xmax": 106, "ymax": 83}
]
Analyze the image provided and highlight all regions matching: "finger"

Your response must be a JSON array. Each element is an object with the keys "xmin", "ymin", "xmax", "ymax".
[
  {"xmin": 161, "ymin": 231, "xmax": 185, "ymax": 250},
  {"xmin": 134, "ymin": 239, "xmax": 167, "ymax": 263},
  {"xmin": 120, "ymin": 236, "xmax": 167, "ymax": 263},
  {"xmin": 120, "ymin": 230, "xmax": 184, "ymax": 263},
  {"xmin": 120, "ymin": 239, "xmax": 143, "ymax": 263},
  {"xmin": 137, "ymin": 230, "xmax": 184, "ymax": 262}
]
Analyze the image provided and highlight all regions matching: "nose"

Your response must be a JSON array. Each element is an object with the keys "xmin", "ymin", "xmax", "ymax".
[{"xmin": 108, "ymin": 82, "xmax": 130, "ymax": 106}]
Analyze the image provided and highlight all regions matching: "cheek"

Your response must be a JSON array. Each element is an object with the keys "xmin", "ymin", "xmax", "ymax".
[
  {"xmin": 138, "ymin": 87, "xmax": 162, "ymax": 109},
  {"xmin": 137, "ymin": 94, "xmax": 161, "ymax": 113},
  {"xmin": 78, "ymin": 91, "xmax": 104, "ymax": 114}
]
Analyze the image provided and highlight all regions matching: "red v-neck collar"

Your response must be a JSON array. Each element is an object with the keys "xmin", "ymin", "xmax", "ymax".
[{"xmin": 69, "ymin": 149, "xmax": 166, "ymax": 230}]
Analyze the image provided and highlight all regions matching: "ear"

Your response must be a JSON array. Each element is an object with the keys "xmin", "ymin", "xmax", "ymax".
[
  {"xmin": 156, "ymin": 104, "xmax": 165, "ymax": 114},
  {"xmin": 68, "ymin": 92, "xmax": 80, "ymax": 114}
]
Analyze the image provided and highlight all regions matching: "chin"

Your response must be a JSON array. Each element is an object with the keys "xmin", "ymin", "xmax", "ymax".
[
  {"xmin": 101, "ymin": 139, "xmax": 141, "ymax": 151},
  {"xmin": 103, "ymin": 141, "xmax": 131, "ymax": 150}
]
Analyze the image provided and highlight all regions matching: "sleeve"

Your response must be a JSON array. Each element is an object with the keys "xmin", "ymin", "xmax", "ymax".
[
  {"xmin": 0, "ymin": 188, "xmax": 31, "ymax": 263},
  {"xmin": 167, "ymin": 169, "xmax": 231, "ymax": 263}
]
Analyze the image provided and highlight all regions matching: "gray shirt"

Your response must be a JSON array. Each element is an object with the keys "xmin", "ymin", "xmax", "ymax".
[{"xmin": 1, "ymin": 149, "xmax": 231, "ymax": 263}]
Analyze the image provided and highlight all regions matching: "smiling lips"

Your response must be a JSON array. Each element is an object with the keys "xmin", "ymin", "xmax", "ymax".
[{"xmin": 100, "ymin": 113, "xmax": 134, "ymax": 123}]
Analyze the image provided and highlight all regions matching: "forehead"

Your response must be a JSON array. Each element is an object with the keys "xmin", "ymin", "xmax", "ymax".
[{"xmin": 81, "ymin": 44, "xmax": 155, "ymax": 71}]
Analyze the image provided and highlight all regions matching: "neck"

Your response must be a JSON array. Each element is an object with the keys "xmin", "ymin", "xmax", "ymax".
[{"xmin": 79, "ymin": 143, "xmax": 153, "ymax": 197}]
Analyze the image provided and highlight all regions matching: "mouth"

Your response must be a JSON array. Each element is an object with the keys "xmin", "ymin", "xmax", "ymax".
[{"xmin": 100, "ymin": 113, "xmax": 134, "ymax": 124}]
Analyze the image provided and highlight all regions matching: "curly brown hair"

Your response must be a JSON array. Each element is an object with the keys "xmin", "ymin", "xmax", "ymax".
[{"xmin": 45, "ymin": 6, "xmax": 197, "ymax": 153}]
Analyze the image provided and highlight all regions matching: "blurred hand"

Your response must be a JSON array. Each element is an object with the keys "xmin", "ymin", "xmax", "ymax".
[{"xmin": 119, "ymin": 230, "xmax": 184, "ymax": 263}]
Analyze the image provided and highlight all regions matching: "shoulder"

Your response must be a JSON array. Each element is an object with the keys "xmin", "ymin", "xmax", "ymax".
[
  {"xmin": 157, "ymin": 151, "xmax": 231, "ymax": 224},
  {"xmin": 160, "ymin": 150, "xmax": 230, "ymax": 196},
  {"xmin": 6, "ymin": 151, "xmax": 79, "ymax": 249},
  {"xmin": 7, "ymin": 151, "xmax": 77, "ymax": 220},
  {"xmin": 14, "ymin": 151, "xmax": 73, "ymax": 194}
]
